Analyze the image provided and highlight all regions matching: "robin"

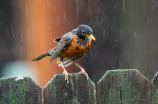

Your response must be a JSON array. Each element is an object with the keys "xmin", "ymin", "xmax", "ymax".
[{"xmin": 32, "ymin": 24, "xmax": 96, "ymax": 83}]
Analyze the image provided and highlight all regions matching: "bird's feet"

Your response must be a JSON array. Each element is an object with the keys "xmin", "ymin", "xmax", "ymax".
[
  {"xmin": 63, "ymin": 70, "xmax": 73, "ymax": 83},
  {"xmin": 79, "ymin": 69, "xmax": 89, "ymax": 80}
]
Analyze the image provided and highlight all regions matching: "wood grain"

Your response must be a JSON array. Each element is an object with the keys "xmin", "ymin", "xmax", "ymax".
[
  {"xmin": 44, "ymin": 73, "xmax": 96, "ymax": 104},
  {"xmin": 97, "ymin": 69, "xmax": 150, "ymax": 104}
]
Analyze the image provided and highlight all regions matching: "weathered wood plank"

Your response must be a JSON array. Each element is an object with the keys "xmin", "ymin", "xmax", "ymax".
[
  {"xmin": 151, "ymin": 72, "xmax": 158, "ymax": 104},
  {"xmin": 0, "ymin": 77, "xmax": 42, "ymax": 104},
  {"xmin": 44, "ymin": 73, "xmax": 96, "ymax": 104},
  {"xmin": 97, "ymin": 69, "xmax": 150, "ymax": 104}
]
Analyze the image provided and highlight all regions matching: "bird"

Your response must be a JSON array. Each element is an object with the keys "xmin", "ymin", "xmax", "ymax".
[{"xmin": 32, "ymin": 24, "xmax": 96, "ymax": 83}]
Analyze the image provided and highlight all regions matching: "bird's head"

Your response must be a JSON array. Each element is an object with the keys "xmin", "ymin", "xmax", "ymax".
[{"xmin": 76, "ymin": 25, "xmax": 96, "ymax": 41}]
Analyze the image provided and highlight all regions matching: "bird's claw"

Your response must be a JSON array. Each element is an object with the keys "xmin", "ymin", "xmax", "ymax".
[
  {"xmin": 79, "ymin": 69, "xmax": 89, "ymax": 80},
  {"xmin": 63, "ymin": 70, "xmax": 72, "ymax": 83}
]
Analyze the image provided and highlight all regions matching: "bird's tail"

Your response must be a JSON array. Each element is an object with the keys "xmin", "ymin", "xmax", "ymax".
[{"xmin": 32, "ymin": 52, "xmax": 50, "ymax": 61}]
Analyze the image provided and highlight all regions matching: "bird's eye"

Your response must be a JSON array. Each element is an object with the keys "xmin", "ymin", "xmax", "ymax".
[{"xmin": 82, "ymin": 31, "xmax": 86, "ymax": 35}]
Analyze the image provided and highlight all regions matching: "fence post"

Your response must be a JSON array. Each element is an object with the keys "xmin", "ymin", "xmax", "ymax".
[
  {"xmin": 44, "ymin": 73, "xmax": 96, "ymax": 104},
  {"xmin": 151, "ymin": 72, "xmax": 158, "ymax": 104},
  {"xmin": 0, "ymin": 77, "xmax": 42, "ymax": 104},
  {"xmin": 97, "ymin": 69, "xmax": 150, "ymax": 104}
]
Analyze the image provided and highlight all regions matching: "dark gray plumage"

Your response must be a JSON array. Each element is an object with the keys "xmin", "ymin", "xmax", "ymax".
[{"xmin": 32, "ymin": 32, "xmax": 73, "ymax": 62}]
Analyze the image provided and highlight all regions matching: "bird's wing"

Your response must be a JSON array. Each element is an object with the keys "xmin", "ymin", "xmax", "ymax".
[
  {"xmin": 48, "ymin": 32, "xmax": 74, "ymax": 62},
  {"xmin": 53, "ymin": 29, "xmax": 77, "ymax": 43}
]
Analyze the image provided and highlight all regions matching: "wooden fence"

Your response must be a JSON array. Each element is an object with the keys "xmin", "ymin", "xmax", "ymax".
[{"xmin": 0, "ymin": 69, "xmax": 158, "ymax": 104}]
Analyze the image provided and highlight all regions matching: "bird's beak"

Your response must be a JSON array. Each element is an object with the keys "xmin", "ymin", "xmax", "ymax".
[{"xmin": 86, "ymin": 34, "xmax": 96, "ymax": 41}]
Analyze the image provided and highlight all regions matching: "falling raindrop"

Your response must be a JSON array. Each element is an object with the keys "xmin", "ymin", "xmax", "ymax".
[
  {"xmin": 48, "ymin": 25, "xmax": 51, "ymax": 30},
  {"xmin": 155, "ymin": 1, "xmax": 158, "ymax": 8},
  {"xmin": 11, "ymin": 24, "xmax": 14, "ymax": 37},
  {"xmin": 89, "ymin": 21, "xmax": 91, "ymax": 25},
  {"xmin": 114, "ymin": 5, "xmax": 117, "ymax": 9},
  {"xmin": 100, "ymin": 57, "xmax": 104, "ymax": 66},
  {"xmin": 54, "ymin": 7, "xmax": 56, "ymax": 12},
  {"xmin": 102, "ymin": 11, "xmax": 106, "ymax": 21},
  {"xmin": 90, "ymin": 49, "xmax": 93, "ymax": 63},
  {"xmin": 5, "ymin": 47, "xmax": 7, "ymax": 52},
  {"xmin": 21, "ymin": 33, "xmax": 23, "ymax": 42},
  {"xmin": 152, "ymin": 5, "xmax": 155, "ymax": 10},
  {"xmin": 12, "ymin": 47, "xmax": 15, "ymax": 53},
  {"xmin": 63, "ymin": 11, "xmax": 66, "ymax": 21},
  {"xmin": 103, "ymin": 30, "xmax": 105, "ymax": 38},
  {"xmin": 92, "ymin": 20, "xmax": 95, "ymax": 28},
  {"xmin": 146, "ymin": 18, "xmax": 151, "ymax": 23},
  {"xmin": 88, "ymin": 7, "xmax": 91, "ymax": 16},
  {"xmin": 46, "ymin": 0, "xmax": 50, "ymax": 8},
  {"xmin": 122, "ymin": 0, "xmax": 125, "ymax": 12},
  {"xmin": 144, "ymin": 64, "xmax": 147, "ymax": 69},
  {"xmin": 25, "ymin": 4, "xmax": 28, "ymax": 17},
  {"xmin": 119, "ymin": 61, "xmax": 122, "ymax": 68},
  {"xmin": 107, "ymin": 32, "xmax": 108, "ymax": 37},
  {"xmin": 19, "ymin": 4, "xmax": 23, "ymax": 13},
  {"xmin": 76, "ymin": 7, "xmax": 78, "ymax": 18},
  {"xmin": 36, "ymin": 0, "xmax": 39, "ymax": 5}
]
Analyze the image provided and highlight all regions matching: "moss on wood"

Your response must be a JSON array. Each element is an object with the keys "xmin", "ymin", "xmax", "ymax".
[
  {"xmin": 44, "ymin": 73, "xmax": 96, "ymax": 104},
  {"xmin": 151, "ymin": 72, "xmax": 158, "ymax": 104},
  {"xmin": 0, "ymin": 77, "xmax": 42, "ymax": 104},
  {"xmin": 97, "ymin": 69, "xmax": 150, "ymax": 104}
]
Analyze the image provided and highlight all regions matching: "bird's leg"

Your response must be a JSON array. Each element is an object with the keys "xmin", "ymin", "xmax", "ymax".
[
  {"xmin": 60, "ymin": 61, "xmax": 72, "ymax": 83},
  {"xmin": 73, "ymin": 61, "xmax": 89, "ymax": 80}
]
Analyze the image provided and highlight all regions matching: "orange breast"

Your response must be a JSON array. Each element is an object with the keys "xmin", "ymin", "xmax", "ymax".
[{"xmin": 59, "ymin": 35, "xmax": 93, "ymax": 60}]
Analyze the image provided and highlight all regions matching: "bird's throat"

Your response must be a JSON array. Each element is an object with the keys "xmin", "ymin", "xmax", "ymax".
[{"xmin": 76, "ymin": 37, "xmax": 90, "ymax": 47}]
